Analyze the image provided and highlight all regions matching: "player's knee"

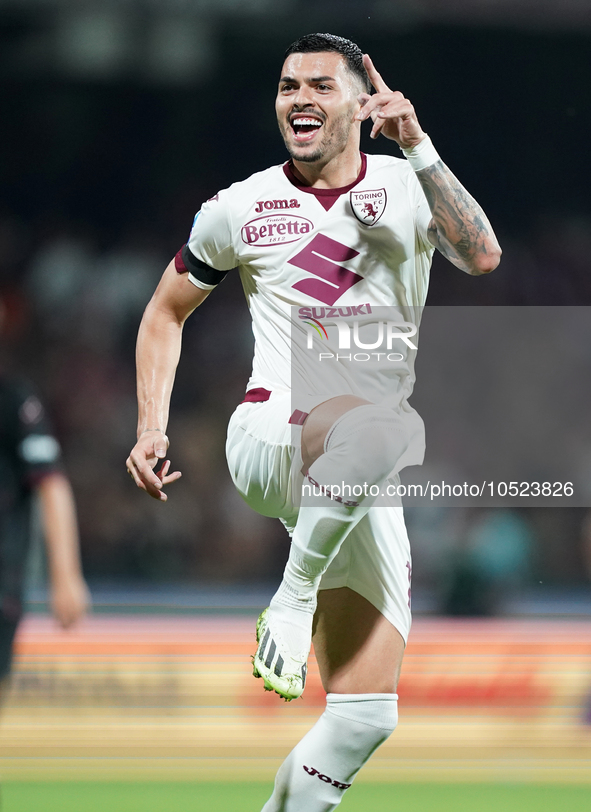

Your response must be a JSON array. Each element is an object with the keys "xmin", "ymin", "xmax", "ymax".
[
  {"xmin": 324, "ymin": 405, "xmax": 409, "ymax": 483},
  {"xmin": 325, "ymin": 693, "xmax": 399, "ymax": 754}
]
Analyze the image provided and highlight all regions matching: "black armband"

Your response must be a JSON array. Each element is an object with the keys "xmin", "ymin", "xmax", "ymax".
[{"xmin": 180, "ymin": 244, "xmax": 229, "ymax": 286}]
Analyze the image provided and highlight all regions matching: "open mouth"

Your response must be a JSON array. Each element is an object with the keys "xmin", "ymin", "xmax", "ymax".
[{"xmin": 290, "ymin": 115, "xmax": 323, "ymax": 143}]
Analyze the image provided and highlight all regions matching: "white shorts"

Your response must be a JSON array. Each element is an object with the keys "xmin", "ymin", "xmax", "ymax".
[{"xmin": 225, "ymin": 391, "xmax": 413, "ymax": 642}]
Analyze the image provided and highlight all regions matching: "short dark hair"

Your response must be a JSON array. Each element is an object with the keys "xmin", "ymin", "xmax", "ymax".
[{"xmin": 284, "ymin": 33, "xmax": 371, "ymax": 94}]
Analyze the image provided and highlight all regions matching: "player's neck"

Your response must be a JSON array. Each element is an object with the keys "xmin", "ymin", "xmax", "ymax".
[{"xmin": 291, "ymin": 147, "xmax": 363, "ymax": 190}]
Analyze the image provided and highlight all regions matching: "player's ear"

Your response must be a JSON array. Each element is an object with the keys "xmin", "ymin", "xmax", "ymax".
[{"xmin": 354, "ymin": 93, "xmax": 369, "ymax": 123}]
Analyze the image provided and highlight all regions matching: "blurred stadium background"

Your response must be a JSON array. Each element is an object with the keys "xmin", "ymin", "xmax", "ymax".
[{"xmin": 1, "ymin": 0, "xmax": 591, "ymax": 809}]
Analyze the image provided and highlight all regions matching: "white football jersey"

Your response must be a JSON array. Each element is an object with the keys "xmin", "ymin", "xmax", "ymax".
[{"xmin": 184, "ymin": 153, "xmax": 434, "ymax": 465}]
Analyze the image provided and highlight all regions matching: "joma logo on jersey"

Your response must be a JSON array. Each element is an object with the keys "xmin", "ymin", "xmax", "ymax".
[
  {"xmin": 241, "ymin": 214, "xmax": 313, "ymax": 247},
  {"xmin": 254, "ymin": 198, "xmax": 300, "ymax": 213}
]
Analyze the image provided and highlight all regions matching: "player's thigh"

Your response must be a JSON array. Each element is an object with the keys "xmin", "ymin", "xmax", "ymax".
[
  {"xmin": 226, "ymin": 395, "xmax": 297, "ymax": 520},
  {"xmin": 313, "ymin": 587, "xmax": 404, "ymax": 695},
  {"xmin": 319, "ymin": 494, "xmax": 412, "ymax": 634},
  {"xmin": 301, "ymin": 395, "xmax": 371, "ymax": 471}
]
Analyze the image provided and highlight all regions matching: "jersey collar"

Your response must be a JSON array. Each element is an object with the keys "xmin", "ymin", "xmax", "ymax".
[{"xmin": 283, "ymin": 153, "xmax": 367, "ymax": 212}]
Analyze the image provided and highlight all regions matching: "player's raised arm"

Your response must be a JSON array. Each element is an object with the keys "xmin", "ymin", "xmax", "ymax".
[
  {"xmin": 357, "ymin": 54, "xmax": 501, "ymax": 276},
  {"xmin": 126, "ymin": 260, "xmax": 210, "ymax": 501}
]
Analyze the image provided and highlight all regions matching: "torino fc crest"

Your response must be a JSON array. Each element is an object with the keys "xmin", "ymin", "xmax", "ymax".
[{"xmin": 350, "ymin": 188, "xmax": 387, "ymax": 226}]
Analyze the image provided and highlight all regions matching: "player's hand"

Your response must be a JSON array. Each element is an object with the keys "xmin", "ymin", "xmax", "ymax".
[
  {"xmin": 50, "ymin": 572, "xmax": 91, "ymax": 629},
  {"xmin": 126, "ymin": 431, "xmax": 182, "ymax": 502},
  {"xmin": 356, "ymin": 54, "xmax": 426, "ymax": 148}
]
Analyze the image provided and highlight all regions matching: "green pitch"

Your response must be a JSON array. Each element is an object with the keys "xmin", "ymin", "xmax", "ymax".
[{"xmin": 3, "ymin": 781, "xmax": 591, "ymax": 811}]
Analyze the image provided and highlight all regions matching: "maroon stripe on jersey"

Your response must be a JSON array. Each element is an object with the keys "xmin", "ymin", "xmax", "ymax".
[
  {"xmin": 174, "ymin": 246, "xmax": 188, "ymax": 274},
  {"xmin": 288, "ymin": 409, "xmax": 309, "ymax": 426},
  {"xmin": 283, "ymin": 153, "xmax": 367, "ymax": 211},
  {"xmin": 241, "ymin": 388, "xmax": 272, "ymax": 403}
]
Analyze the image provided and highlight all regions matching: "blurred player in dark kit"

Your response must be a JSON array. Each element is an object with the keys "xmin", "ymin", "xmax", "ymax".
[
  {"xmin": 0, "ymin": 296, "xmax": 90, "ymax": 702},
  {"xmin": 127, "ymin": 33, "xmax": 500, "ymax": 810}
]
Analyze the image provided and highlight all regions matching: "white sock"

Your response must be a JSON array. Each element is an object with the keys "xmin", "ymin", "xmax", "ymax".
[
  {"xmin": 261, "ymin": 693, "xmax": 399, "ymax": 812},
  {"xmin": 268, "ymin": 579, "xmax": 315, "ymax": 660}
]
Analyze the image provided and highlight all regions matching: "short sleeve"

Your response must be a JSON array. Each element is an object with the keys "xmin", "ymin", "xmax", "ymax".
[
  {"xmin": 1, "ymin": 377, "xmax": 62, "ymax": 487},
  {"xmin": 184, "ymin": 189, "xmax": 237, "ymax": 290},
  {"xmin": 406, "ymin": 169, "xmax": 434, "ymax": 253}
]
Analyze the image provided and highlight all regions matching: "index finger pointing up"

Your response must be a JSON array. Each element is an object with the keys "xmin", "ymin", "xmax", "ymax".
[{"xmin": 363, "ymin": 54, "xmax": 391, "ymax": 94}]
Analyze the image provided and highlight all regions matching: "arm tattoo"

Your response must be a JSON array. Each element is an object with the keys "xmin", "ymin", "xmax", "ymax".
[{"xmin": 417, "ymin": 160, "xmax": 499, "ymax": 274}]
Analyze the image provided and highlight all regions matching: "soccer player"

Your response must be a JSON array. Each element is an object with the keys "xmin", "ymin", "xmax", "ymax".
[
  {"xmin": 126, "ymin": 33, "xmax": 500, "ymax": 810},
  {"xmin": 0, "ymin": 369, "xmax": 90, "ymax": 702}
]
